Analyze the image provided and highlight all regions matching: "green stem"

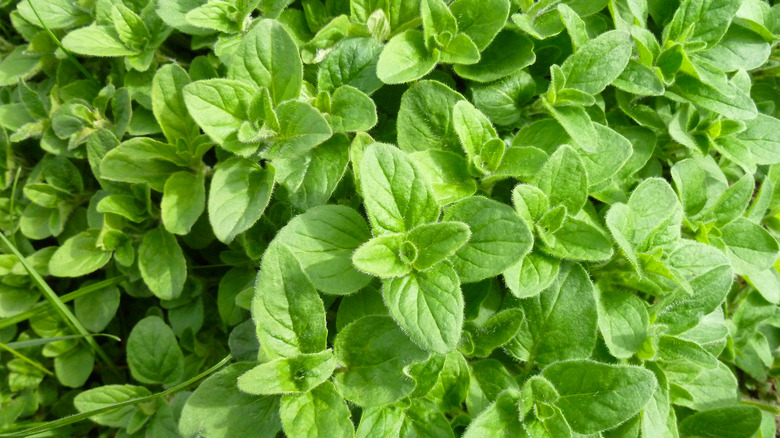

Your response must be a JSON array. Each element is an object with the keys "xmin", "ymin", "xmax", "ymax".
[{"xmin": 0, "ymin": 355, "xmax": 233, "ymax": 438}]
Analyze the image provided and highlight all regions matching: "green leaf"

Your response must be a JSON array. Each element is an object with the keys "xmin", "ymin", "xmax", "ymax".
[
  {"xmin": 253, "ymin": 243, "xmax": 328, "ymax": 359},
  {"xmin": 274, "ymin": 134, "xmax": 350, "ymax": 210},
  {"xmin": 406, "ymin": 221, "xmax": 471, "ymax": 270},
  {"xmin": 655, "ymin": 240, "xmax": 733, "ymax": 334},
  {"xmin": 237, "ymin": 351, "xmax": 336, "ymax": 394},
  {"xmin": 161, "ymin": 171, "xmax": 205, "ymax": 235},
  {"xmin": 376, "ymin": 30, "xmax": 438, "ymax": 84},
  {"xmin": 606, "ymin": 177, "xmax": 683, "ymax": 257},
  {"xmin": 328, "ymin": 85, "xmax": 377, "ymax": 132},
  {"xmin": 462, "ymin": 308, "xmax": 524, "ymax": 357},
  {"xmin": 453, "ymin": 30, "xmax": 535, "ymax": 82},
  {"xmin": 560, "ymin": 30, "xmax": 633, "ymax": 94},
  {"xmin": 452, "ymin": 100, "xmax": 497, "ymax": 159},
  {"xmin": 509, "ymin": 262, "xmax": 598, "ymax": 365},
  {"xmin": 669, "ymin": 74, "xmax": 757, "ymax": 120},
  {"xmin": 183, "ymin": 79, "xmax": 257, "ymax": 155},
  {"xmin": 138, "ymin": 227, "xmax": 187, "ymax": 301},
  {"xmin": 397, "ymin": 80, "xmax": 465, "ymax": 154},
  {"xmin": 383, "ymin": 261, "xmax": 463, "ymax": 354},
  {"xmin": 280, "ymin": 381, "xmax": 354, "ymax": 438},
  {"xmin": 720, "ymin": 218, "xmax": 779, "ymax": 276},
  {"xmin": 737, "ymin": 114, "xmax": 780, "ymax": 165},
  {"xmin": 126, "ymin": 316, "xmax": 184, "ymax": 386},
  {"xmin": 63, "ymin": 25, "xmax": 139, "ymax": 57},
  {"xmin": 678, "ymin": 406, "xmax": 762, "ymax": 438},
  {"xmin": 352, "ymin": 233, "xmax": 411, "ymax": 278},
  {"xmin": 438, "ymin": 33, "xmax": 480, "ymax": 65},
  {"xmin": 534, "ymin": 145, "xmax": 589, "ymax": 214},
  {"xmin": 179, "ymin": 363, "xmax": 282, "ymax": 438},
  {"xmin": 318, "ymin": 37, "xmax": 384, "ymax": 94},
  {"xmin": 152, "ymin": 64, "xmax": 200, "ymax": 146},
  {"xmin": 229, "ymin": 19, "xmax": 302, "ymax": 105},
  {"xmin": 707, "ymin": 173, "xmax": 753, "ymax": 226},
  {"xmin": 99, "ymin": 138, "xmax": 187, "ymax": 191},
  {"xmin": 450, "ymin": 0, "xmax": 510, "ymax": 50},
  {"xmin": 543, "ymin": 360, "xmax": 657, "ymax": 434},
  {"xmin": 503, "ymin": 250, "xmax": 560, "ymax": 299},
  {"xmin": 444, "ymin": 196, "xmax": 533, "ymax": 282},
  {"xmin": 421, "ymin": 0, "xmax": 457, "ymax": 49},
  {"xmin": 666, "ymin": 0, "xmax": 741, "ymax": 48},
  {"xmin": 111, "ymin": 4, "xmax": 150, "ymax": 51},
  {"xmin": 334, "ymin": 315, "xmax": 428, "ymax": 406},
  {"xmin": 49, "ymin": 231, "xmax": 112, "ymax": 278},
  {"xmin": 74, "ymin": 385, "xmax": 152, "ymax": 428},
  {"xmin": 265, "ymin": 100, "xmax": 332, "ymax": 158},
  {"xmin": 410, "ymin": 150, "xmax": 478, "ymax": 205},
  {"xmin": 597, "ymin": 288, "xmax": 649, "ymax": 359},
  {"xmin": 274, "ymin": 205, "xmax": 373, "ymax": 294},
  {"xmin": 359, "ymin": 142, "xmax": 440, "ymax": 235},
  {"xmin": 208, "ymin": 157, "xmax": 275, "ymax": 244}
]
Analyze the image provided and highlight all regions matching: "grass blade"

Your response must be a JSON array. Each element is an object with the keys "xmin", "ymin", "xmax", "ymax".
[
  {"xmin": 0, "ymin": 233, "xmax": 117, "ymax": 372},
  {"xmin": 0, "ymin": 355, "xmax": 233, "ymax": 437},
  {"xmin": 0, "ymin": 276, "xmax": 126, "ymax": 330},
  {"xmin": 0, "ymin": 342, "xmax": 53, "ymax": 376}
]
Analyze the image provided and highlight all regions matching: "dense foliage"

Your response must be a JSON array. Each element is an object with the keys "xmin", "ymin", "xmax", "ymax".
[{"xmin": 1, "ymin": 0, "xmax": 780, "ymax": 436}]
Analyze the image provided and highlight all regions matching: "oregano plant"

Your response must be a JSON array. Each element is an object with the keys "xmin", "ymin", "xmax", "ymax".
[{"xmin": 0, "ymin": 0, "xmax": 779, "ymax": 437}]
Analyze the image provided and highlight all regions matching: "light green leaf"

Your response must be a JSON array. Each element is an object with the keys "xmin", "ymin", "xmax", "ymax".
[
  {"xmin": 453, "ymin": 30, "xmax": 535, "ymax": 82},
  {"xmin": 74, "ymin": 385, "xmax": 152, "ymax": 428},
  {"xmin": 670, "ymin": 74, "xmax": 757, "ymax": 120},
  {"xmin": 678, "ymin": 406, "xmax": 762, "ymax": 438},
  {"xmin": 162, "ymin": 171, "xmax": 205, "ymax": 235},
  {"xmin": 318, "ymin": 37, "xmax": 384, "ymax": 94},
  {"xmin": 737, "ymin": 114, "xmax": 780, "ymax": 165},
  {"xmin": 534, "ymin": 145, "xmax": 588, "ymax": 214},
  {"xmin": 138, "ymin": 227, "xmax": 187, "ymax": 301},
  {"xmin": 252, "ymin": 243, "xmax": 328, "ymax": 359},
  {"xmin": 265, "ymin": 100, "xmax": 332, "ymax": 158},
  {"xmin": 560, "ymin": 30, "xmax": 633, "ymax": 94},
  {"xmin": 334, "ymin": 315, "xmax": 429, "ymax": 407},
  {"xmin": 229, "ymin": 19, "xmax": 302, "ymax": 105},
  {"xmin": 275, "ymin": 205, "xmax": 373, "ymax": 294},
  {"xmin": 597, "ymin": 288, "xmax": 649, "ymax": 359},
  {"xmin": 152, "ymin": 64, "xmax": 200, "ymax": 146},
  {"xmin": 237, "ymin": 351, "xmax": 336, "ymax": 395},
  {"xmin": 126, "ymin": 316, "xmax": 184, "ymax": 386},
  {"xmin": 720, "ymin": 218, "xmax": 779, "ymax": 276},
  {"xmin": 274, "ymin": 134, "xmax": 350, "ymax": 210},
  {"xmin": 383, "ymin": 262, "xmax": 463, "ymax": 354},
  {"xmin": 452, "ymin": 100, "xmax": 497, "ymax": 158},
  {"xmin": 376, "ymin": 30, "xmax": 438, "ymax": 84},
  {"xmin": 183, "ymin": 79, "xmax": 257, "ymax": 155},
  {"xmin": 443, "ymin": 196, "xmax": 533, "ymax": 283},
  {"xmin": 179, "ymin": 363, "xmax": 282, "ymax": 438},
  {"xmin": 280, "ymin": 381, "xmax": 354, "ymax": 438},
  {"xmin": 49, "ymin": 231, "xmax": 112, "ymax": 278},
  {"xmin": 397, "ymin": 80, "xmax": 465, "ymax": 154},
  {"xmin": 450, "ymin": 0, "xmax": 510, "ymax": 50},
  {"xmin": 503, "ymin": 250, "xmax": 560, "ymax": 299},
  {"xmin": 543, "ymin": 360, "xmax": 657, "ymax": 434},
  {"xmin": 208, "ymin": 157, "xmax": 275, "ymax": 244},
  {"xmin": 99, "ymin": 138, "xmax": 187, "ymax": 191},
  {"xmin": 410, "ymin": 150, "xmax": 477, "ymax": 205},
  {"xmin": 62, "ymin": 25, "xmax": 139, "ymax": 57},
  {"xmin": 463, "ymin": 389, "xmax": 523, "ymax": 437},
  {"xmin": 509, "ymin": 262, "xmax": 597, "ymax": 365},
  {"xmin": 352, "ymin": 233, "xmax": 411, "ymax": 278},
  {"xmin": 329, "ymin": 85, "xmax": 377, "ymax": 132},
  {"xmin": 359, "ymin": 142, "xmax": 440, "ymax": 235},
  {"xmin": 407, "ymin": 221, "xmax": 471, "ymax": 271}
]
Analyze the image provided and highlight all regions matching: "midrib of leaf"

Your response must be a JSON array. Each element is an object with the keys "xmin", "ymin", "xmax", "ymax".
[
  {"xmin": 0, "ymin": 355, "xmax": 233, "ymax": 437},
  {"xmin": 0, "ymin": 233, "xmax": 117, "ymax": 372}
]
